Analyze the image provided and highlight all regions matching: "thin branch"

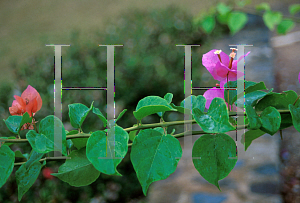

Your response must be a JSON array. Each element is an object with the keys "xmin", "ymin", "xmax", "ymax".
[
  {"xmin": 1, "ymin": 109, "xmax": 291, "ymax": 143},
  {"xmin": 14, "ymin": 125, "xmax": 249, "ymax": 166}
]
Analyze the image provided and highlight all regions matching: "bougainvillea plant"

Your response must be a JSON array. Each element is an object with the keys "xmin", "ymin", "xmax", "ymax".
[{"xmin": 0, "ymin": 48, "xmax": 299, "ymax": 201}]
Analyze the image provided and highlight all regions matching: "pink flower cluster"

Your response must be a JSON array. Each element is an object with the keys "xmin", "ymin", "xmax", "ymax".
[
  {"xmin": 9, "ymin": 85, "xmax": 42, "ymax": 130},
  {"xmin": 202, "ymin": 49, "xmax": 250, "ymax": 110}
]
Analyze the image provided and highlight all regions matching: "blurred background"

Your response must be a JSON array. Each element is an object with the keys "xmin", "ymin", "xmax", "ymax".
[{"xmin": 0, "ymin": 0, "xmax": 299, "ymax": 202}]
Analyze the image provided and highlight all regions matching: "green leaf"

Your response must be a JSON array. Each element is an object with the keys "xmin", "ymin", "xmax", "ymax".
[
  {"xmin": 192, "ymin": 98, "xmax": 235, "ymax": 133},
  {"xmin": 16, "ymin": 160, "xmax": 46, "ymax": 201},
  {"xmin": 69, "ymin": 102, "xmax": 94, "ymax": 129},
  {"xmin": 255, "ymin": 90, "xmax": 298, "ymax": 111},
  {"xmin": 201, "ymin": 15, "xmax": 216, "ymax": 34},
  {"xmin": 92, "ymin": 106, "xmax": 107, "ymax": 127},
  {"xmin": 256, "ymin": 91, "xmax": 298, "ymax": 110},
  {"xmin": 263, "ymin": 11, "xmax": 282, "ymax": 31},
  {"xmin": 255, "ymin": 3, "xmax": 270, "ymax": 11},
  {"xmin": 192, "ymin": 133, "xmax": 237, "ymax": 191},
  {"xmin": 157, "ymin": 93, "xmax": 173, "ymax": 118},
  {"xmin": 289, "ymin": 4, "xmax": 300, "ymax": 15},
  {"xmin": 216, "ymin": 2, "xmax": 231, "ymax": 15},
  {"xmin": 66, "ymin": 130, "xmax": 88, "ymax": 150},
  {"xmin": 164, "ymin": 93, "xmax": 173, "ymax": 104},
  {"xmin": 289, "ymin": 104, "xmax": 300, "ymax": 133},
  {"xmin": 25, "ymin": 150, "xmax": 44, "ymax": 169},
  {"xmin": 224, "ymin": 78, "xmax": 262, "ymax": 105},
  {"xmin": 133, "ymin": 96, "xmax": 176, "ymax": 120},
  {"xmin": 3, "ymin": 112, "xmax": 32, "ymax": 135},
  {"xmin": 51, "ymin": 147, "xmax": 100, "ymax": 187},
  {"xmin": 0, "ymin": 145, "xmax": 15, "ymax": 188},
  {"xmin": 72, "ymin": 137, "xmax": 88, "ymax": 150},
  {"xmin": 259, "ymin": 106, "xmax": 281, "ymax": 135},
  {"xmin": 216, "ymin": 13, "xmax": 230, "ymax": 25},
  {"xmin": 86, "ymin": 126, "xmax": 129, "ymax": 175},
  {"xmin": 245, "ymin": 105, "xmax": 262, "ymax": 130},
  {"xmin": 15, "ymin": 150, "xmax": 27, "ymax": 159},
  {"xmin": 153, "ymin": 127, "xmax": 165, "ymax": 135},
  {"xmin": 130, "ymin": 129, "xmax": 182, "ymax": 196},
  {"xmin": 67, "ymin": 139, "xmax": 73, "ymax": 150},
  {"xmin": 180, "ymin": 95, "xmax": 206, "ymax": 114},
  {"xmin": 26, "ymin": 115, "xmax": 67, "ymax": 156},
  {"xmin": 235, "ymin": 89, "xmax": 273, "ymax": 107},
  {"xmin": 241, "ymin": 129, "xmax": 266, "ymax": 151},
  {"xmin": 116, "ymin": 109, "xmax": 127, "ymax": 123},
  {"xmin": 277, "ymin": 18, "xmax": 295, "ymax": 34},
  {"xmin": 228, "ymin": 12, "xmax": 248, "ymax": 35}
]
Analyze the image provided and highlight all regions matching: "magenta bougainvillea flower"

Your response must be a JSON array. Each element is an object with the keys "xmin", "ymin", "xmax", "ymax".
[
  {"xmin": 202, "ymin": 49, "xmax": 250, "ymax": 87},
  {"xmin": 203, "ymin": 87, "xmax": 233, "ymax": 111},
  {"xmin": 9, "ymin": 85, "xmax": 42, "ymax": 130}
]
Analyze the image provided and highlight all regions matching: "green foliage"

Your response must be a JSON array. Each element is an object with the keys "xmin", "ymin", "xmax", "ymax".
[
  {"xmin": 192, "ymin": 133, "xmax": 237, "ymax": 191},
  {"xmin": 16, "ymin": 160, "xmax": 46, "ymax": 201},
  {"xmin": 289, "ymin": 4, "xmax": 300, "ymax": 15},
  {"xmin": 259, "ymin": 106, "xmax": 281, "ymax": 135},
  {"xmin": 228, "ymin": 12, "xmax": 248, "ymax": 35},
  {"xmin": 289, "ymin": 103, "xmax": 300, "ymax": 133},
  {"xmin": 263, "ymin": 11, "xmax": 282, "ymax": 31},
  {"xmin": 192, "ymin": 98, "xmax": 235, "ymax": 133},
  {"xmin": 51, "ymin": 147, "xmax": 100, "ymax": 187},
  {"xmin": 26, "ymin": 115, "xmax": 67, "ymax": 156},
  {"xmin": 130, "ymin": 129, "xmax": 182, "ymax": 196},
  {"xmin": 3, "ymin": 112, "xmax": 32, "ymax": 135},
  {"xmin": 200, "ymin": 15, "xmax": 216, "ymax": 34},
  {"xmin": 241, "ymin": 129, "xmax": 266, "ymax": 151},
  {"xmin": 86, "ymin": 127, "xmax": 129, "ymax": 175},
  {"xmin": 69, "ymin": 102, "xmax": 94, "ymax": 129},
  {"xmin": 133, "ymin": 96, "xmax": 176, "ymax": 120},
  {"xmin": 277, "ymin": 18, "xmax": 295, "ymax": 34},
  {"xmin": 0, "ymin": 145, "xmax": 15, "ymax": 188},
  {"xmin": 245, "ymin": 105, "xmax": 262, "ymax": 130}
]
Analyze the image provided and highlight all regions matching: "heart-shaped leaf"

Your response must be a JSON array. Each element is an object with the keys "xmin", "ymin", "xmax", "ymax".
[
  {"xmin": 228, "ymin": 12, "xmax": 248, "ymax": 35},
  {"xmin": 241, "ymin": 129, "xmax": 266, "ymax": 151},
  {"xmin": 277, "ymin": 18, "xmax": 295, "ymax": 34},
  {"xmin": 0, "ymin": 145, "xmax": 15, "ymax": 188},
  {"xmin": 69, "ymin": 102, "xmax": 94, "ymax": 129},
  {"xmin": 92, "ymin": 106, "xmax": 107, "ymax": 127},
  {"xmin": 26, "ymin": 115, "xmax": 67, "ymax": 156},
  {"xmin": 192, "ymin": 98, "xmax": 235, "ymax": 133},
  {"xmin": 201, "ymin": 15, "xmax": 216, "ymax": 34},
  {"xmin": 289, "ymin": 104, "xmax": 300, "ymax": 133},
  {"xmin": 133, "ymin": 96, "xmax": 176, "ymax": 120},
  {"xmin": 157, "ymin": 93, "xmax": 174, "ymax": 117},
  {"xmin": 51, "ymin": 147, "xmax": 100, "ymax": 187},
  {"xmin": 180, "ymin": 95, "xmax": 206, "ymax": 114},
  {"xmin": 259, "ymin": 106, "xmax": 281, "ymax": 135},
  {"xmin": 216, "ymin": 2, "xmax": 231, "ymax": 15},
  {"xmin": 16, "ymin": 160, "xmax": 46, "ymax": 201},
  {"xmin": 263, "ymin": 11, "xmax": 282, "ymax": 31},
  {"xmin": 245, "ymin": 105, "xmax": 262, "ymax": 130},
  {"xmin": 25, "ymin": 150, "xmax": 44, "ymax": 170},
  {"xmin": 86, "ymin": 126, "xmax": 129, "ymax": 175},
  {"xmin": 192, "ymin": 133, "xmax": 237, "ymax": 191},
  {"xmin": 130, "ymin": 129, "xmax": 182, "ymax": 196},
  {"xmin": 289, "ymin": 4, "xmax": 300, "ymax": 15},
  {"xmin": 3, "ymin": 112, "xmax": 32, "ymax": 135}
]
